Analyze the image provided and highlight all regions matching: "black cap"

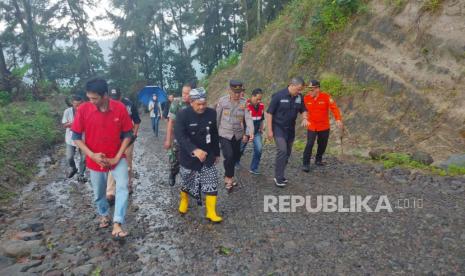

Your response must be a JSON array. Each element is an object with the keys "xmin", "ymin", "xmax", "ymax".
[
  {"xmin": 309, "ymin": 80, "xmax": 320, "ymax": 87},
  {"xmin": 229, "ymin": 80, "xmax": 245, "ymax": 93},
  {"xmin": 109, "ymin": 88, "xmax": 121, "ymax": 99}
]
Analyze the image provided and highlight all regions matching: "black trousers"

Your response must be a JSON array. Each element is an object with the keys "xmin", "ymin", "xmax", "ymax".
[
  {"xmin": 303, "ymin": 129, "xmax": 330, "ymax": 165},
  {"xmin": 220, "ymin": 136, "xmax": 241, "ymax": 178}
]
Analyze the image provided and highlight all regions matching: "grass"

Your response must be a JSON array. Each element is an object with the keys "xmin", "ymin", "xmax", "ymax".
[
  {"xmin": 211, "ymin": 52, "xmax": 241, "ymax": 76},
  {"xmin": 291, "ymin": 0, "xmax": 367, "ymax": 65},
  {"xmin": 0, "ymin": 100, "xmax": 61, "ymax": 201},
  {"xmin": 421, "ymin": 0, "xmax": 444, "ymax": 12},
  {"xmin": 378, "ymin": 152, "xmax": 465, "ymax": 176}
]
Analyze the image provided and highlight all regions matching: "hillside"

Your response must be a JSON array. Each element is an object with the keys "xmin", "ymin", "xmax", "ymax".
[{"xmin": 206, "ymin": 0, "xmax": 465, "ymax": 162}]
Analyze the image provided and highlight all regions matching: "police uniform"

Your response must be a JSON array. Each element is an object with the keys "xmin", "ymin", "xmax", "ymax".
[
  {"xmin": 266, "ymin": 87, "xmax": 305, "ymax": 182},
  {"xmin": 216, "ymin": 81, "xmax": 254, "ymax": 179}
]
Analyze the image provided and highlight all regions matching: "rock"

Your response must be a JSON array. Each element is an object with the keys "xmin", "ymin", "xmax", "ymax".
[
  {"xmin": 14, "ymin": 231, "xmax": 43, "ymax": 241},
  {"xmin": 0, "ymin": 240, "xmax": 43, "ymax": 258},
  {"xmin": 42, "ymin": 269, "xmax": 64, "ymax": 276},
  {"xmin": 0, "ymin": 264, "xmax": 35, "ymax": 276},
  {"xmin": 0, "ymin": 255, "xmax": 14, "ymax": 270},
  {"xmin": 369, "ymin": 148, "xmax": 391, "ymax": 160},
  {"xmin": 20, "ymin": 260, "xmax": 43, "ymax": 272},
  {"xmin": 440, "ymin": 154, "xmax": 465, "ymax": 169},
  {"xmin": 411, "ymin": 151, "xmax": 433, "ymax": 165},
  {"xmin": 19, "ymin": 222, "xmax": 45, "ymax": 232},
  {"xmin": 72, "ymin": 264, "xmax": 94, "ymax": 276}
]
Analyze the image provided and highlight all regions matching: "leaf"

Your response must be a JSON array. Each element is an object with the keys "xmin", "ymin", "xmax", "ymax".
[{"xmin": 218, "ymin": 246, "xmax": 232, "ymax": 256}]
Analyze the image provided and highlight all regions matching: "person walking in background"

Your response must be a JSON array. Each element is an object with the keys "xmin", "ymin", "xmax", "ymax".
[
  {"xmin": 162, "ymin": 94, "xmax": 174, "ymax": 120},
  {"xmin": 302, "ymin": 80, "xmax": 343, "ymax": 172},
  {"xmin": 106, "ymin": 88, "xmax": 141, "ymax": 203},
  {"xmin": 216, "ymin": 80, "xmax": 254, "ymax": 192},
  {"xmin": 62, "ymin": 94, "xmax": 86, "ymax": 182},
  {"xmin": 148, "ymin": 94, "xmax": 162, "ymax": 137},
  {"xmin": 174, "ymin": 88, "xmax": 222, "ymax": 223},
  {"xmin": 164, "ymin": 83, "xmax": 193, "ymax": 186},
  {"xmin": 245, "ymin": 88, "xmax": 266, "ymax": 174},
  {"xmin": 266, "ymin": 77, "xmax": 307, "ymax": 187},
  {"xmin": 72, "ymin": 78, "xmax": 133, "ymax": 240}
]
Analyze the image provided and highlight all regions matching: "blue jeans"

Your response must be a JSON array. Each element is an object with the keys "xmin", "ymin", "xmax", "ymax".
[
  {"xmin": 151, "ymin": 116, "xmax": 160, "ymax": 136},
  {"xmin": 89, "ymin": 158, "xmax": 129, "ymax": 224},
  {"xmin": 250, "ymin": 133, "xmax": 263, "ymax": 171}
]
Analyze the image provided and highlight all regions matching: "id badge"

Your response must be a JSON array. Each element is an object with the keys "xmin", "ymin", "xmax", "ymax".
[{"xmin": 206, "ymin": 134, "xmax": 211, "ymax": 144}]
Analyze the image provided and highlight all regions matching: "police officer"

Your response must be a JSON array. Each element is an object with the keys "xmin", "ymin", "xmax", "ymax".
[
  {"xmin": 266, "ymin": 77, "xmax": 307, "ymax": 187},
  {"xmin": 216, "ymin": 80, "xmax": 254, "ymax": 191},
  {"xmin": 174, "ymin": 88, "xmax": 222, "ymax": 222}
]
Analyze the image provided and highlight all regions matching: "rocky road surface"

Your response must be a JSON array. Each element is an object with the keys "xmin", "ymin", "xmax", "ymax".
[{"xmin": 1, "ymin": 117, "xmax": 464, "ymax": 275}]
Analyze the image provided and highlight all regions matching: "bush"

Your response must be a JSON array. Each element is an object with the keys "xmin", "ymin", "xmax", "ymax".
[
  {"xmin": 319, "ymin": 73, "xmax": 365, "ymax": 97},
  {"xmin": 293, "ymin": 0, "xmax": 367, "ymax": 64},
  {"xmin": 0, "ymin": 91, "xmax": 11, "ymax": 106},
  {"xmin": 0, "ymin": 101, "xmax": 60, "ymax": 182},
  {"xmin": 211, "ymin": 52, "xmax": 241, "ymax": 75}
]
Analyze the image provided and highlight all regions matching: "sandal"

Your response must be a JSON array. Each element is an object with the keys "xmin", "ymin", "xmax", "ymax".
[
  {"xmin": 99, "ymin": 216, "xmax": 111, "ymax": 229},
  {"xmin": 112, "ymin": 223, "xmax": 129, "ymax": 241},
  {"xmin": 225, "ymin": 179, "xmax": 233, "ymax": 193}
]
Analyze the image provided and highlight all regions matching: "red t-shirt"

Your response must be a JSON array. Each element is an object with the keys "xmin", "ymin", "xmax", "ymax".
[
  {"xmin": 303, "ymin": 92, "xmax": 342, "ymax": 131},
  {"xmin": 71, "ymin": 99, "xmax": 133, "ymax": 172}
]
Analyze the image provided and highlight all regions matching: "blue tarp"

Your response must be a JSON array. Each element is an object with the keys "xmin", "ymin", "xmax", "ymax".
[{"xmin": 137, "ymin": 86, "xmax": 167, "ymax": 106}]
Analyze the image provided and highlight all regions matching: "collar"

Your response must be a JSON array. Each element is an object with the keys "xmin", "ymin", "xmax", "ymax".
[{"xmin": 89, "ymin": 98, "xmax": 114, "ymax": 113}]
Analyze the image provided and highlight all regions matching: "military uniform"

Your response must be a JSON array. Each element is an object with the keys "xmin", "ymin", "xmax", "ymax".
[
  {"xmin": 167, "ymin": 99, "xmax": 190, "ymax": 183},
  {"xmin": 216, "ymin": 91, "xmax": 254, "ymax": 179}
]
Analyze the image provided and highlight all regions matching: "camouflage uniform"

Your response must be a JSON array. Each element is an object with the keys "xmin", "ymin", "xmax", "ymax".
[{"xmin": 168, "ymin": 100, "xmax": 190, "ymax": 180}]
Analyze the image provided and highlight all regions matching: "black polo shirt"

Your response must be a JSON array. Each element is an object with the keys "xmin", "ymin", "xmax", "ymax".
[{"xmin": 267, "ymin": 88, "xmax": 305, "ymax": 132}]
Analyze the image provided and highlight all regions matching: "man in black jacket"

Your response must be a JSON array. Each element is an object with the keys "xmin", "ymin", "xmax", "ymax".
[{"xmin": 174, "ymin": 88, "xmax": 222, "ymax": 223}]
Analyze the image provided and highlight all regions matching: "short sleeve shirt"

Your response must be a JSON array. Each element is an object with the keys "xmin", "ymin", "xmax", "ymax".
[
  {"xmin": 267, "ymin": 88, "xmax": 305, "ymax": 130},
  {"xmin": 71, "ymin": 99, "xmax": 133, "ymax": 172},
  {"xmin": 62, "ymin": 107, "xmax": 75, "ymax": 146},
  {"xmin": 168, "ymin": 100, "xmax": 189, "ymax": 120}
]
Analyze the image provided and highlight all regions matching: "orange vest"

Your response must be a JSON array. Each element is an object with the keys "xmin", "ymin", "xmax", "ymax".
[{"xmin": 303, "ymin": 92, "xmax": 342, "ymax": 131}]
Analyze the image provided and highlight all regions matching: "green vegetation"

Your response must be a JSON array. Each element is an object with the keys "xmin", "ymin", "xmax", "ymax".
[
  {"xmin": 319, "ymin": 73, "xmax": 367, "ymax": 97},
  {"xmin": 0, "ymin": 101, "xmax": 61, "ymax": 201},
  {"xmin": 421, "ymin": 0, "xmax": 444, "ymax": 12},
  {"xmin": 379, "ymin": 152, "xmax": 465, "ymax": 176},
  {"xmin": 211, "ymin": 52, "xmax": 241, "ymax": 76},
  {"xmin": 291, "ymin": 0, "xmax": 367, "ymax": 64},
  {"xmin": 385, "ymin": 0, "xmax": 407, "ymax": 13}
]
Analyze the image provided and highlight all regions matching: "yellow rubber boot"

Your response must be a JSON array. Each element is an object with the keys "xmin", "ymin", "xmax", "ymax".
[
  {"xmin": 178, "ymin": 191, "xmax": 189, "ymax": 214},
  {"xmin": 205, "ymin": 195, "xmax": 223, "ymax": 223}
]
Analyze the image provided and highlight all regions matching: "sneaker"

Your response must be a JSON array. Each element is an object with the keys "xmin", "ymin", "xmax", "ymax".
[
  {"xmin": 273, "ymin": 178, "xmax": 287, "ymax": 187},
  {"xmin": 249, "ymin": 169, "xmax": 261, "ymax": 175},
  {"xmin": 315, "ymin": 160, "xmax": 327, "ymax": 166},
  {"xmin": 302, "ymin": 164, "xmax": 310, "ymax": 173},
  {"xmin": 67, "ymin": 168, "xmax": 78, "ymax": 179}
]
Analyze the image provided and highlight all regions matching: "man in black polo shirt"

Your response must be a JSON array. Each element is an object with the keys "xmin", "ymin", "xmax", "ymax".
[{"xmin": 266, "ymin": 77, "xmax": 307, "ymax": 187}]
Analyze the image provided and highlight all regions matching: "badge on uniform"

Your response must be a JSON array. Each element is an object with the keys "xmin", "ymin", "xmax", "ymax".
[{"xmin": 206, "ymin": 126, "xmax": 211, "ymax": 144}]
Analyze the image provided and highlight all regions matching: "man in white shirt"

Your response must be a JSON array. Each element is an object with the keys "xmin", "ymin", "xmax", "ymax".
[{"xmin": 62, "ymin": 94, "xmax": 86, "ymax": 182}]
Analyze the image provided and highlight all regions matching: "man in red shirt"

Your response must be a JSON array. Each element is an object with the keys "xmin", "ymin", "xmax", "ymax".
[
  {"xmin": 302, "ymin": 80, "xmax": 343, "ymax": 172},
  {"xmin": 71, "ymin": 78, "xmax": 134, "ymax": 240}
]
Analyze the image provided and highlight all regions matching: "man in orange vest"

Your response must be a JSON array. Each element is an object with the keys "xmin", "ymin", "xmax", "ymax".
[{"xmin": 302, "ymin": 80, "xmax": 343, "ymax": 172}]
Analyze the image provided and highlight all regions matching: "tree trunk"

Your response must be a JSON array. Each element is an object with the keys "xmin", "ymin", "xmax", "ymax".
[
  {"xmin": 0, "ymin": 42, "xmax": 12, "ymax": 92},
  {"xmin": 241, "ymin": 0, "xmax": 249, "ymax": 41},
  {"xmin": 66, "ymin": 0, "xmax": 93, "ymax": 79},
  {"xmin": 257, "ymin": 0, "xmax": 261, "ymax": 33},
  {"xmin": 15, "ymin": 0, "xmax": 44, "ymax": 82}
]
